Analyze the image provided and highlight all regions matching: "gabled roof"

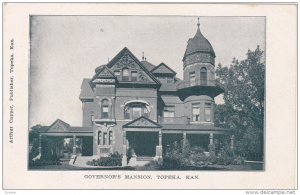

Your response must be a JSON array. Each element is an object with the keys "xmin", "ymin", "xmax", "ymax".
[
  {"xmin": 79, "ymin": 79, "xmax": 94, "ymax": 100},
  {"xmin": 106, "ymin": 47, "xmax": 161, "ymax": 85},
  {"xmin": 38, "ymin": 119, "xmax": 93, "ymax": 133},
  {"xmin": 151, "ymin": 62, "xmax": 176, "ymax": 75},
  {"xmin": 91, "ymin": 65, "xmax": 116, "ymax": 80},
  {"xmin": 141, "ymin": 60, "xmax": 156, "ymax": 71},
  {"xmin": 123, "ymin": 116, "xmax": 161, "ymax": 128},
  {"xmin": 46, "ymin": 119, "xmax": 71, "ymax": 133}
]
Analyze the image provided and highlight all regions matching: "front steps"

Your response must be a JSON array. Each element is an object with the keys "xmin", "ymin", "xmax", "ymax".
[
  {"xmin": 134, "ymin": 156, "xmax": 154, "ymax": 166},
  {"xmin": 71, "ymin": 156, "xmax": 93, "ymax": 167}
]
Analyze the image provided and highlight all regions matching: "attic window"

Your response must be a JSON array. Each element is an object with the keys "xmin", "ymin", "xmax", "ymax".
[
  {"xmin": 167, "ymin": 77, "xmax": 174, "ymax": 83},
  {"xmin": 122, "ymin": 68, "xmax": 129, "ymax": 81},
  {"xmin": 114, "ymin": 70, "xmax": 120, "ymax": 76},
  {"xmin": 131, "ymin": 71, "xmax": 137, "ymax": 81}
]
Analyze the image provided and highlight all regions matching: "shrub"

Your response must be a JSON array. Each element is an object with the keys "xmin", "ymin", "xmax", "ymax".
[{"xmin": 87, "ymin": 152, "xmax": 122, "ymax": 166}]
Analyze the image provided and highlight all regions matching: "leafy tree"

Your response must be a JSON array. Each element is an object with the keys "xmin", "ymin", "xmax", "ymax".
[{"xmin": 215, "ymin": 46, "xmax": 265, "ymax": 161}]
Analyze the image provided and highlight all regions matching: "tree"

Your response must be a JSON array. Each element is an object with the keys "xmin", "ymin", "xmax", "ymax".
[{"xmin": 215, "ymin": 46, "xmax": 265, "ymax": 161}]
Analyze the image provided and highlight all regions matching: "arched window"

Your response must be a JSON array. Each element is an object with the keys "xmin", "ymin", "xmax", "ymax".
[
  {"xmin": 123, "ymin": 101, "xmax": 150, "ymax": 120},
  {"xmin": 200, "ymin": 67, "xmax": 207, "ymax": 85},
  {"xmin": 122, "ymin": 68, "xmax": 129, "ymax": 81},
  {"xmin": 109, "ymin": 131, "xmax": 113, "ymax": 145},
  {"xmin": 101, "ymin": 99, "xmax": 109, "ymax": 119},
  {"xmin": 98, "ymin": 131, "xmax": 102, "ymax": 145}
]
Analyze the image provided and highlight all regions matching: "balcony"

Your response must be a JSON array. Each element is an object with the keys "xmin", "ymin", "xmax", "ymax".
[
  {"xmin": 177, "ymin": 79, "xmax": 224, "ymax": 90},
  {"xmin": 176, "ymin": 79, "xmax": 225, "ymax": 99},
  {"xmin": 158, "ymin": 117, "xmax": 190, "ymax": 125}
]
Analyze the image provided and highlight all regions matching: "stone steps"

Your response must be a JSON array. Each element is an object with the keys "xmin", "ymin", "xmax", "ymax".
[
  {"xmin": 136, "ymin": 156, "xmax": 154, "ymax": 161},
  {"xmin": 72, "ymin": 156, "xmax": 93, "ymax": 167}
]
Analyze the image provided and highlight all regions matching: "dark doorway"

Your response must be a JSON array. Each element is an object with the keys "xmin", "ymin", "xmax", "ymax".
[
  {"xmin": 187, "ymin": 134, "xmax": 209, "ymax": 151},
  {"xmin": 82, "ymin": 136, "xmax": 93, "ymax": 156},
  {"xmin": 127, "ymin": 132, "xmax": 158, "ymax": 157}
]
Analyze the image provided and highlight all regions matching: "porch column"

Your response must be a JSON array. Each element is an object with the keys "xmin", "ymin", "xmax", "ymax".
[
  {"xmin": 209, "ymin": 133, "xmax": 214, "ymax": 145},
  {"xmin": 159, "ymin": 131, "xmax": 162, "ymax": 146},
  {"xmin": 122, "ymin": 131, "xmax": 127, "ymax": 166},
  {"xmin": 230, "ymin": 135, "xmax": 235, "ymax": 150},
  {"xmin": 73, "ymin": 135, "xmax": 76, "ymax": 155},
  {"xmin": 155, "ymin": 130, "xmax": 163, "ymax": 160},
  {"xmin": 38, "ymin": 134, "xmax": 42, "ymax": 155},
  {"xmin": 183, "ymin": 132, "xmax": 187, "ymax": 147}
]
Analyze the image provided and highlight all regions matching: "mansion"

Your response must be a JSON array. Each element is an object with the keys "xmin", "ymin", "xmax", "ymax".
[{"xmin": 34, "ymin": 20, "xmax": 233, "ymax": 166}]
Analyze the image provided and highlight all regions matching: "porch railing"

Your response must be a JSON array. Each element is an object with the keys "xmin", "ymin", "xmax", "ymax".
[{"xmin": 176, "ymin": 79, "xmax": 224, "ymax": 90}]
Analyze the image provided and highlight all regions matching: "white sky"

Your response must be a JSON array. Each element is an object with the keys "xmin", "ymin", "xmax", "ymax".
[{"xmin": 29, "ymin": 16, "xmax": 265, "ymax": 127}]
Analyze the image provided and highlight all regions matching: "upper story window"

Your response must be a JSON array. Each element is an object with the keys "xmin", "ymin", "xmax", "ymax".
[
  {"xmin": 122, "ymin": 68, "xmax": 129, "ymax": 81},
  {"xmin": 101, "ymin": 99, "xmax": 109, "ymax": 119},
  {"xmin": 192, "ymin": 103, "xmax": 200, "ymax": 122},
  {"xmin": 114, "ymin": 70, "xmax": 120, "ymax": 76},
  {"xmin": 131, "ymin": 71, "xmax": 137, "ymax": 81},
  {"xmin": 205, "ymin": 108, "xmax": 211, "ymax": 122},
  {"xmin": 163, "ymin": 106, "xmax": 175, "ymax": 118},
  {"xmin": 167, "ymin": 77, "xmax": 174, "ymax": 83},
  {"xmin": 205, "ymin": 102, "xmax": 212, "ymax": 122},
  {"xmin": 124, "ymin": 102, "xmax": 149, "ymax": 120},
  {"xmin": 200, "ymin": 67, "xmax": 207, "ymax": 85},
  {"xmin": 163, "ymin": 105, "xmax": 175, "ymax": 122},
  {"xmin": 190, "ymin": 72, "xmax": 196, "ymax": 86}
]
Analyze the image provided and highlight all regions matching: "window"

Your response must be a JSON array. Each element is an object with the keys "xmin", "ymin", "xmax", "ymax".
[
  {"xmin": 114, "ymin": 70, "xmax": 120, "ymax": 76},
  {"xmin": 205, "ymin": 108, "xmax": 211, "ymax": 122},
  {"xmin": 200, "ymin": 67, "xmax": 207, "ymax": 85},
  {"xmin": 124, "ymin": 102, "xmax": 149, "ymax": 120},
  {"xmin": 167, "ymin": 77, "xmax": 174, "ymax": 83},
  {"xmin": 103, "ymin": 132, "xmax": 107, "ymax": 145},
  {"xmin": 124, "ymin": 107, "xmax": 131, "ymax": 119},
  {"xmin": 131, "ymin": 71, "xmax": 137, "ymax": 81},
  {"xmin": 204, "ymin": 102, "xmax": 212, "ymax": 122},
  {"xmin": 98, "ymin": 131, "xmax": 102, "ymax": 145},
  {"xmin": 190, "ymin": 72, "xmax": 196, "ymax": 86},
  {"xmin": 163, "ymin": 106, "xmax": 175, "ymax": 122},
  {"xmin": 122, "ymin": 68, "xmax": 129, "ymax": 81},
  {"xmin": 90, "ymin": 112, "xmax": 94, "ymax": 126},
  {"xmin": 132, "ymin": 107, "xmax": 142, "ymax": 119},
  {"xmin": 192, "ymin": 103, "xmax": 200, "ymax": 122},
  {"xmin": 109, "ymin": 131, "xmax": 113, "ymax": 145},
  {"xmin": 101, "ymin": 99, "xmax": 109, "ymax": 119}
]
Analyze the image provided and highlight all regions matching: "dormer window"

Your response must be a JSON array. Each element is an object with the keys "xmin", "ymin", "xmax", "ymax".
[
  {"xmin": 101, "ymin": 99, "xmax": 109, "ymax": 119},
  {"xmin": 122, "ymin": 68, "xmax": 129, "ymax": 81}
]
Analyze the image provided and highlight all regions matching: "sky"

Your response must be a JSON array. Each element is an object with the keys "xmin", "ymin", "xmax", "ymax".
[{"xmin": 29, "ymin": 16, "xmax": 265, "ymax": 127}]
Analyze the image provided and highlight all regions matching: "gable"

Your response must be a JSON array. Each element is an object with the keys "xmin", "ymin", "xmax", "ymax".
[
  {"xmin": 91, "ymin": 66, "xmax": 116, "ymax": 84},
  {"xmin": 47, "ymin": 119, "xmax": 71, "ymax": 132},
  {"xmin": 106, "ymin": 47, "xmax": 160, "ymax": 84},
  {"xmin": 123, "ymin": 116, "xmax": 161, "ymax": 128},
  {"xmin": 151, "ymin": 63, "xmax": 176, "ymax": 75}
]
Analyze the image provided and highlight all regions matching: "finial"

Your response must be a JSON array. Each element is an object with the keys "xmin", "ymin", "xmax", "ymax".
[
  {"xmin": 142, "ymin": 52, "xmax": 145, "ymax": 61},
  {"xmin": 197, "ymin": 17, "xmax": 200, "ymax": 28},
  {"xmin": 108, "ymin": 57, "xmax": 110, "ymax": 63}
]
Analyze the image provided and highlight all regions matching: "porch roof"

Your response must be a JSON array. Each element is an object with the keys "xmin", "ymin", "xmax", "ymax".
[{"xmin": 161, "ymin": 124, "xmax": 232, "ymax": 132}]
